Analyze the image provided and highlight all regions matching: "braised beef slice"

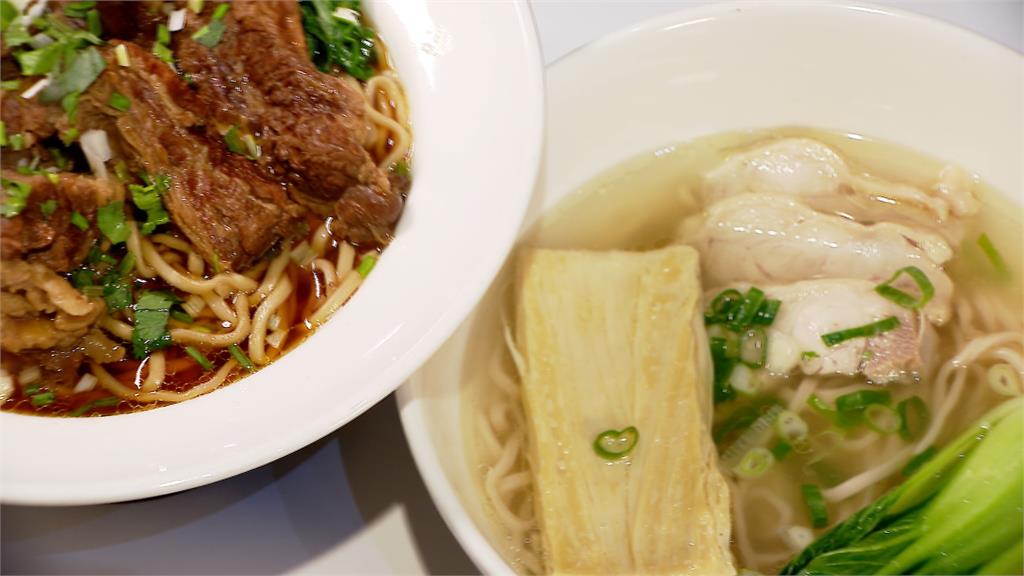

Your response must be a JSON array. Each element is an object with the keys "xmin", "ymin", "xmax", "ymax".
[
  {"xmin": 0, "ymin": 172, "xmax": 104, "ymax": 271},
  {"xmin": 76, "ymin": 42, "xmax": 304, "ymax": 270},
  {"xmin": 0, "ymin": 87, "xmax": 67, "ymax": 147},
  {"xmin": 174, "ymin": 0, "xmax": 402, "ymax": 245}
]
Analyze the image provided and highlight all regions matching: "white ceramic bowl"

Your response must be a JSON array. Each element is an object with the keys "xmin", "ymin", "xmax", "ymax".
[
  {"xmin": 0, "ymin": 1, "xmax": 543, "ymax": 505},
  {"xmin": 398, "ymin": 3, "xmax": 1023, "ymax": 573}
]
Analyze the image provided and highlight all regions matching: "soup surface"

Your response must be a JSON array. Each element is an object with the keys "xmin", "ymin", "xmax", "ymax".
[
  {"xmin": 463, "ymin": 127, "xmax": 1022, "ymax": 574},
  {"xmin": 0, "ymin": 0, "xmax": 412, "ymax": 416}
]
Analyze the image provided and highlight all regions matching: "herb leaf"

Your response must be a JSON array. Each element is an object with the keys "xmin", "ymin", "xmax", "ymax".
[
  {"xmin": 96, "ymin": 201, "xmax": 130, "ymax": 243},
  {"xmin": 1, "ymin": 177, "xmax": 31, "ymax": 217},
  {"xmin": 300, "ymin": 0, "xmax": 376, "ymax": 81},
  {"xmin": 131, "ymin": 291, "xmax": 177, "ymax": 358},
  {"xmin": 40, "ymin": 46, "xmax": 106, "ymax": 102},
  {"xmin": 129, "ymin": 174, "xmax": 170, "ymax": 234}
]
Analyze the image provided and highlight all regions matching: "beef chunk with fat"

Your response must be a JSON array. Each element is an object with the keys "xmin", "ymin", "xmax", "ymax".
[{"xmin": 175, "ymin": 0, "xmax": 402, "ymax": 245}]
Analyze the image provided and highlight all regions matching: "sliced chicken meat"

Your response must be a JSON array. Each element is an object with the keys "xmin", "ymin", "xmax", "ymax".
[
  {"xmin": 684, "ymin": 194, "xmax": 954, "ymax": 324},
  {"xmin": 703, "ymin": 138, "xmax": 978, "ymax": 242},
  {"xmin": 728, "ymin": 279, "xmax": 933, "ymax": 384}
]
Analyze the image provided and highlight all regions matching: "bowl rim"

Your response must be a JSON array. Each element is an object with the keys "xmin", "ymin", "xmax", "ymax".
[
  {"xmin": 0, "ymin": 0, "xmax": 544, "ymax": 505},
  {"xmin": 397, "ymin": 2, "xmax": 1023, "ymax": 574}
]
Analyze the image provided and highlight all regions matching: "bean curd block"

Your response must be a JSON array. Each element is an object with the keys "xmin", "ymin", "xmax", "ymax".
[{"xmin": 515, "ymin": 246, "xmax": 735, "ymax": 575}]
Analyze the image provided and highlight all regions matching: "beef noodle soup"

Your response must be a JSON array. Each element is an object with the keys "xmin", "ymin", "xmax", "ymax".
[
  {"xmin": 462, "ymin": 127, "xmax": 1022, "ymax": 574},
  {"xmin": 0, "ymin": 1, "xmax": 411, "ymax": 417}
]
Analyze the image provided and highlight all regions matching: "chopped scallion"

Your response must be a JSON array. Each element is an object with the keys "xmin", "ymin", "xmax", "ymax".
[
  {"xmin": 821, "ymin": 316, "xmax": 900, "ymax": 347},
  {"xmin": 114, "ymin": 43, "xmax": 131, "ymax": 67},
  {"xmin": 734, "ymin": 447, "xmax": 774, "ymax": 478},
  {"xmin": 835, "ymin": 389, "xmax": 891, "ymax": 413},
  {"xmin": 593, "ymin": 426, "xmax": 639, "ymax": 460},
  {"xmin": 875, "ymin": 266, "xmax": 934, "ymax": 310},
  {"xmin": 751, "ymin": 298, "xmax": 782, "ymax": 326},
  {"xmin": 986, "ymin": 363, "xmax": 1022, "ymax": 397},
  {"xmin": 977, "ymin": 233, "xmax": 1010, "ymax": 278},
  {"xmin": 770, "ymin": 440, "xmax": 792, "ymax": 461},
  {"xmin": 69, "ymin": 396, "xmax": 119, "ymax": 417},
  {"xmin": 108, "ymin": 92, "xmax": 131, "ymax": 111},
  {"xmin": 30, "ymin": 391, "xmax": 55, "ymax": 407},
  {"xmin": 85, "ymin": 9, "xmax": 101, "ymax": 36},
  {"xmin": 801, "ymin": 484, "xmax": 829, "ymax": 528},
  {"xmin": 184, "ymin": 346, "xmax": 214, "ymax": 371},
  {"xmin": 228, "ymin": 344, "xmax": 255, "ymax": 371},
  {"xmin": 727, "ymin": 287, "xmax": 766, "ymax": 331},
  {"xmin": 775, "ymin": 410, "xmax": 809, "ymax": 443},
  {"xmin": 0, "ymin": 120, "xmax": 6, "ymax": 146},
  {"xmin": 864, "ymin": 404, "xmax": 901, "ymax": 434},
  {"xmin": 211, "ymin": 2, "xmax": 230, "ymax": 20},
  {"xmin": 157, "ymin": 23, "xmax": 171, "ymax": 45},
  {"xmin": 706, "ymin": 288, "xmax": 742, "ymax": 324},
  {"xmin": 897, "ymin": 396, "xmax": 929, "ymax": 441},
  {"xmin": 187, "ymin": 0, "xmax": 205, "ymax": 13},
  {"xmin": 70, "ymin": 211, "xmax": 89, "ymax": 230},
  {"xmin": 1, "ymin": 177, "xmax": 32, "ymax": 217},
  {"xmin": 223, "ymin": 124, "xmax": 245, "ymax": 154},
  {"xmin": 9, "ymin": 132, "xmax": 24, "ymax": 151},
  {"xmin": 356, "ymin": 254, "xmax": 377, "ymax": 277},
  {"xmin": 0, "ymin": 79, "xmax": 21, "ymax": 90},
  {"xmin": 152, "ymin": 41, "xmax": 174, "ymax": 64},
  {"xmin": 711, "ymin": 336, "xmax": 737, "ymax": 404},
  {"xmin": 739, "ymin": 326, "xmax": 767, "ymax": 368}
]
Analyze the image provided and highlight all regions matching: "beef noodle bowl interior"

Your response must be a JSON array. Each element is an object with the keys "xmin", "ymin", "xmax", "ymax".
[{"xmin": 0, "ymin": 0, "xmax": 411, "ymax": 416}]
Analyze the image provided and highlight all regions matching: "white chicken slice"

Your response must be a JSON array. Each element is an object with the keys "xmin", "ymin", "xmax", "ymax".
[
  {"xmin": 730, "ymin": 279, "xmax": 933, "ymax": 384},
  {"xmin": 703, "ymin": 138, "xmax": 978, "ymax": 241},
  {"xmin": 686, "ymin": 194, "xmax": 954, "ymax": 324}
]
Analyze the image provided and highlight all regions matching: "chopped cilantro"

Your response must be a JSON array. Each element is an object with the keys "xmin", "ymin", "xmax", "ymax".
[
  {"xmin": 96, "ymin": 201, "xmax": 129, "ymax": 243},
  {"xmin": 131, "ymin": 291, "xmax": 178, "ymax": 358},
  {"xmin": 109, "ymin": 92, "xmax": 131, "ymax": 112},
  {"xmin": 129, "ymin": 174, "xmax": 170, "ymax": 234},
  {"xmin": 40, "ymin": 47, "xmax": 106, "ymax": 103}
]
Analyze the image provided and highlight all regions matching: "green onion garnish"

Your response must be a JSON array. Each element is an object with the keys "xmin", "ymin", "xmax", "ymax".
[
  {"xmin": 770, "ymin": 440, "xmax": 792, "ymax": 461},
  {"xmin": 593, "ymin": 426, "xmax": 639, "ymax": 460},
  {"xmin": 108, "ymin": 92, "xmax": 131, "ymax": 112},
  {"xmin": 69, "ymin": 396, "xmax": 119, "ymax": 417},
  {"xmin": 228, "ymin": 344, "xmax": 255, "ymax": 371},
  {"xmin": 977, "ymin": 233, "xmax": 1010, "ymax": 279},
  {"xmin": 61, "ymin": 127, "xmax": 79, "ymax": 145},
  {"xmin": 114, "ymin": 43, "xmax": 131, "ymax": 67},
  {"xmin": 85, "ymin": 9, "xmax": 101, "ymax": 36},
  {"xmin": 900, "ymin": 445, "xmax": 937, "ymax": 477},
  {"xmin": 835, "ymin": 389, "xmax": 891, "ymax": 412},
  {"xmin": 739, "ymin": 326, "xmax": 767, "ymax": 368},
  {"xmin": 152, "ymin": 42, "xmax": 174, "ymax": 64},
  {"xmin": 775, "ymin": 409, "xmax": 809, "ymax": 443},
  {"xmin": 9, "ymin": 132, "xmax": 24, "ymax": 151},
  {"xmin": 864, "ymin": 404, "xmax": 901, "ymax": 434},
  {"xmin": 733, "ymin": 446, "xmax": 774, "ymax": 478},
  {"xmin": 0, "ymin": 80, "xmax": 20, "ymax": 90},
  {"xmin": 64, "ymin": 200, "xmax": 93, "ymax": 227},
  {"xmin": 705, "ymin": 288, "xmax": 742, "ymax": 324},
  {"xmin": 801, "ymin": 350, "xmax": 820, "ymax": 360},
  {"xmin": 897, "ymin": 396, "xmax": 929, "ymax": 441},
  {"xmin": 801, "ymin": 484, "xmax": 829, "ymax": 528},
  {"xmin": 751, "ymin": 298, "xmax": 781, "ymax": 326},
  {"xmin": 211, "ymin": 2, "xmax": 230, "ymax": 20},
  {"xmin": 30, "ymin": 391, "xmax": 55, "ymax": 407},
  {"xmin": 821, "ymin": 316, "xmax": 900, "ymax": 347},
  {"xmin": 356, "ymin": 255, "xmax": 377, "ymax": 277},
  {"xmin": 727, "ymin": 287, "xmax": 766, "ymax": 331},
  {"xmin": 157, "ymin": 23, "xmax": 171, "ymax": 45},
  {"xmin": 223, "ymin": 125, "xmax": 245, "ymax": 154},
  {"xmin": 711, "ymin": 336, "xmax": 737, "ymax": 404},
  {"xmin": 184, "ymin": 346, "xmax": 214, "ymax": 371},
  {"xmin": 0, "ymin": 120, "xmax": 6, "ymax": 146},
  {"xmin": 875, "ymin": 266, "xmax": 934, "ymax": 310},
  {"xmin": 187, "ymin": 0, "xmax": 205, "ymax": 13}
]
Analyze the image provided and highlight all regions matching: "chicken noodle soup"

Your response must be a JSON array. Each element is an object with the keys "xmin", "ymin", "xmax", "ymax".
[
  {"xmin": 463, "ymin": 127, "xmax": 1022, "ymax": 574},
  {"xmin": 0, "ymin": 1, "xmax": 412, "ymax": 416}
]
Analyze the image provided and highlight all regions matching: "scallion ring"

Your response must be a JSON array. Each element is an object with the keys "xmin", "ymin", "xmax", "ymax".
[
  {"xmin": 593, "ymin": 426, "xmax": 639, "ymax": 460},
  {"xmin": 986, "ymin": 363, "xmax": 1021, "ymax": 397},
  {"xmin": 821, "ymin": 316, "xmax": 901, "ymax": 347},
  {"xmin": 733, "ymin": 447, "xmax": 774, "ymax": 479},
  {"xmin": 897, "ymin": 396, "xmax": 929, "ymax": 441},
  {"xmin": 874, "ymin": 266, "xmax": 934, "ymax": 310},
  {"xmin": 775, "ymin": 410, "xmax": 809, "ymax": 443},
  {"xmin": 705, "ymin": 288, "xmax": 742, "ymax": 324},
  {"xmin": 739, "ymin": 326, "xmax": 767, "ymax": 368},
  {"xmin": 864, "ymin": 404, "xmax": 901, "ymax": 434}
]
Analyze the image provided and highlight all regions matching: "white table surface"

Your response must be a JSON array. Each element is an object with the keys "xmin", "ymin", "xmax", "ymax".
[{"xmin": 2, "ymin": 1, "xmax": 1021, "ymax": 574}]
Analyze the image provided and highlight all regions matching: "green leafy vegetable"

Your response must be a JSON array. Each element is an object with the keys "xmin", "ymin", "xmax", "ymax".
[
  {"xmin": 40, "ymin": 46, "xmax": 106, "ymax": 102},
  {"xmin": 1, "ymin": 0, "xmax": 17, "ymax": 29},
  {"xmin": 802, "ymin": 484, "xmax": 829, "ymax": 528},
  {"xmin": 96, "ymin": 201, "xmax": 129, "ymax": 243},
  {"xmin": 131, "ymin": 291, "xmax": 177, "ymax": 358},
  {"xmin": 781, "ymin": 397, "xmax": 1023, "ymax": 575},
  {"xmin": 191, "ymin": 20, "xmax": 226, "ymax": 48},
  {"xmin": 900, "ymin": 446, "xmax": 936, "ymax": 478},
  {"xmin": 15, "ymin": 44, "xmax": 61, "ymax": 75},
  {"xmin": 2, "ymin": 177, "xmax": 32, "ymax": 217},
  {"xmin": 300, "ymin": 0, "xmax": 376, "ymax": 81},
  {"xmin": 157, "ymin": 23, "xmax": 170, "ymax": 45},
  {"xmin": 129, "ymin": 174, "xmax": 170, "ymax": 234},
  {"xmin": 62, "ymin": 1, "xmax": 96, "ymax": 19}
]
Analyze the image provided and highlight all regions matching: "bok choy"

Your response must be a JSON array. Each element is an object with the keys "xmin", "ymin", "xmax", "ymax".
[{"xmin": 781, "ymin": 396, "xmax": 1023, "ymax": 575}]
